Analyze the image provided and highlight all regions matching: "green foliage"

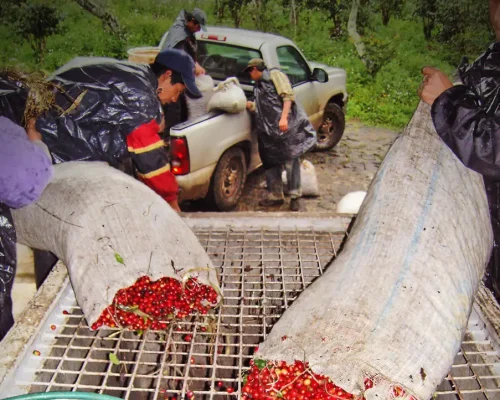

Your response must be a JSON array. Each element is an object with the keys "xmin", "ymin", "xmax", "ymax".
[
  {"xmin": 0, "ymin": 0, "xmax": 494, "ymax": 130},
  {"xmin": 16, "ymin": 3, "xmax": 65, "ymax": 64},
  {"xmin": 434, "ymin": 0, "xmax": 492, "ymax": 65},
  {"xmin": 375, "ymin": 0, "xmax": 405, "ymax": 26}
]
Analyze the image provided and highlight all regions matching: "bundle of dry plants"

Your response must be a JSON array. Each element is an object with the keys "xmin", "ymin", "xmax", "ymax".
[{"xmin": 0, "ymin": 68, "xmax": 65, "ymax": 126}]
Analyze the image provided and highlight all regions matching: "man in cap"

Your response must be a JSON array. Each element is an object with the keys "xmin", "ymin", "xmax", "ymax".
[
  {"xmin": 35, "ymin": 48, "xmax": 202, "ymax": 212},
  {"xmin": 418, "ymin": 0, "xmax": 500, "ymax": 299},
  {"xmin": 161, "ymin": 8, "xmax": 208, "ymax": 76},
  {"xmin": 245, "ymin": 58, "xmax": 317, "ymax": 211}
]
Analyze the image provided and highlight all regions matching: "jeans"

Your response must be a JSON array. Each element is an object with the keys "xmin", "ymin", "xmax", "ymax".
[{"xmin": 266, "ymin": 158, "xmax": 301, "ymax": 200}]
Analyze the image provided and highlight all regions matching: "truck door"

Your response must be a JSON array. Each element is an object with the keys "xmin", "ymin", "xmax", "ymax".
[{"xmin": 276, "ymin": 46, "xmax": 319, "ymax": 119}]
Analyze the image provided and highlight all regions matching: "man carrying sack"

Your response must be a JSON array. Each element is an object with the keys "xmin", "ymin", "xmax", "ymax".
[{"xmin": 245, "ymin": 58, "xmax": 317, "ymax": 211}]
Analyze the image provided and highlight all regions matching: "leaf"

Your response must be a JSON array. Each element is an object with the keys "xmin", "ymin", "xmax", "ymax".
[
  {"xmin": 109, "ymin": 353, "xmax": 120, "ymax": 365},
  {"xmin": 114, "ymin": 253, "xmax": 124, "ymax": 264},
  {"xmin": 254, "ymin": 359, "xmax": 267, "ymax": 370}
]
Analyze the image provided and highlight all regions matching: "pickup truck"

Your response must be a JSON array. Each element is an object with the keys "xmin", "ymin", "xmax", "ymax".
[{"xmin": 128, "ymin": 27, "xmax": 348, "ymax": 211}]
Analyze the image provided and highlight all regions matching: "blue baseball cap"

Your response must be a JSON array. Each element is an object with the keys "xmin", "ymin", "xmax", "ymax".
[{"xmin": 154, "ymin": 49, "xmax": 202, "ymax": 98}]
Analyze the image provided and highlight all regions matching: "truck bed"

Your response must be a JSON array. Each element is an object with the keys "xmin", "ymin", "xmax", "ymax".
[{"xmin": 0, "ymin": 213, "xmax": 499, "ymax": 399}]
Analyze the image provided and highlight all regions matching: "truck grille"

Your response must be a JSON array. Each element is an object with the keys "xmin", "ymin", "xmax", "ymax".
[{"xmin": 6, "ymin": 227, "xmax": 500, "ymax": 400}]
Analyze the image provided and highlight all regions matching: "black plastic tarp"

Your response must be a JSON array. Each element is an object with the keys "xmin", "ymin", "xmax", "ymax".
[
  {"xmin": 0, "ymin": 75, "xmax": 28, "ymax": 126},
  {"xmin": 253, "ymin": 70, "xmax": 317, "ymax": 168},
  {"xmin": 36, "ymin": 57, "xmax": 163, "ymax": 166},
  {"xmin": 0, "ymin": 203, "xmax": 16, "ymax": 339}
]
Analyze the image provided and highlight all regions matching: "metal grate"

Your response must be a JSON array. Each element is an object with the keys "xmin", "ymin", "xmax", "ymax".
[{"xmin": 5, "ymin": 227, "xmax": 500, "ymax": 400}]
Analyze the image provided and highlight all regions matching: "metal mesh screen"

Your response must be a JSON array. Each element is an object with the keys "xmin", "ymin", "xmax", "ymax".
[{"xmin": 12, "ymin": 228, "xmax": 500, "ymax": 400}]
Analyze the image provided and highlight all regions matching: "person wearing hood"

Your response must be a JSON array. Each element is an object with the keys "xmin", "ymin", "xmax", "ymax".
[
  {"xmin": 161, "ymin": 8, "xmax": 208, "ymax": 76},
  {"xmin": 418, "ymin": 0, "xmax": 500, "ymax": 299},
  {"xmin": 244, "ymin": 59, "xmax": 317, "ymax": 211},
  {"xmin": 0, "ymin": 117, "xmax": 54, "ymax": 340},
  {"xmin": 35, "ymin": 49, "xmax": 202, "ymax": 212}
]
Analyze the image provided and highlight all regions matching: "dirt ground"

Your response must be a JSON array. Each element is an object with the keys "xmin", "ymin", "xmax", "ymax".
[{"xmin": 183, "ymin": 121, "xmax": 400, "ymax": 213}]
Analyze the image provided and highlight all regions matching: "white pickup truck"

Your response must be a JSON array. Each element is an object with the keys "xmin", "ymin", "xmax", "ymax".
[{"xmin": 129, "ymin": 27, "xmax": 348, "ymax": 210}]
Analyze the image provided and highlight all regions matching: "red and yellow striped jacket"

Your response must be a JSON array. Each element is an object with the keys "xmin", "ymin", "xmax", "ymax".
[{"xmin": 126, "ymin": 119, "xmax": 178, "ymax": 202}]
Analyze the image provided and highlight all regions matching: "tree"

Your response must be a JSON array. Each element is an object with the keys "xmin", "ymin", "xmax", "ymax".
[
  {"xmin": 301, "ymin": 0, "xmax": 350, "ymax": 38},
  {"xmin": 16, "ymin": 4, "xmax": 64, "ymax": 64},
  {"xmin": 377, "ymin": 0, "xmax": 404, "ymax": 26},
  {"xmin": 347, "ymin": 0, "xmax": 394, "ymax": 75},
  {"xmin": 414, "ymin": 0, "xmax": 436, "ymax": 40},
  {"xmin": 72, "ymin": 0, "xmax": 124, "ymax": 39},
  {"xmin": 217, "ymin": 0, "xmax": 250, "ymax": 28}
]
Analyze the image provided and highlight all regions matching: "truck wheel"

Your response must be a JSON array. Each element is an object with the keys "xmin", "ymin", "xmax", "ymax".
[
  {"xmin": 314, "ymin": 103, "xmax": 345, "ymax": 152},
  {"xmin": 209, "ymin": 147, "xmax": 247, "ymax": 211}
]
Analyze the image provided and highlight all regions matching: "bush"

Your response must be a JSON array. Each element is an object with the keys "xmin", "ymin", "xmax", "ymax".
[{"xmin": 0, "ymin": 0, "xmax": 491, "ymax": 130}]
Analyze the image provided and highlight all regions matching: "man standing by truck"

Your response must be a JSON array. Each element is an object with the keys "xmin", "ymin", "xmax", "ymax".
[
  {"xmin": 418, "ymin": 0, "xmax": 500, "ymax": 300},
  {"xmin": 245, "ymin": 58, "xmax": 316, "ymax": 211}
]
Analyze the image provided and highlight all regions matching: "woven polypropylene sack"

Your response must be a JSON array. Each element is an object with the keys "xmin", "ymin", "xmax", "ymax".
[
  {"xmin": 255, "ymin": 102, "xmax": 493, "ymax": 400},
  {"xmin": 186, "ymin": 74, "xmax": 214, "ymax": 121},
  {"xmin": 11, "ymin": 161, "xmax": 220, "ymax": 326},
  {"xmin": 207, "ymin": 77, "xmax": 246, "ymax": 113},
  {"xmin": 282, "ymin": 160, "xmax": 320, "ymax": 197}
]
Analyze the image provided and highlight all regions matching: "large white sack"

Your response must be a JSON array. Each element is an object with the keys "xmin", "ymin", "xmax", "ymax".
[
  {"xmin": 186, "ymin": 74, "xmax": 214, "ymax": 121},
  {"xmin": 282, "ymin": 159, "xmax": 320, "ymax": 197},
  {"xmin": 207, "ymin": 77, "xmax": 247, "ymax": 113},
  {"xmin": 336, "ymin": 191, "xmax": 367, "ymax": 214},
  {"xmin": 11, "ymin": 162, "xmax": 220, "ymax": 326},
  {"xmin": 256, "ymin": 102, "xmax": 493, "ymax": 399}
]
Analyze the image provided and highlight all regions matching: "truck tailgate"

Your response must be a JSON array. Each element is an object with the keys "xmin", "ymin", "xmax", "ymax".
[{"xmin": 0, "ymin": 213, "xmax": 499, "ymax": 399}]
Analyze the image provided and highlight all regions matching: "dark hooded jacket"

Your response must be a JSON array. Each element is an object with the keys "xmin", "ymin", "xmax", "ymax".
[
  {"xmin": 431, "ymin": 41, "xmax": 500, "ymax": 296},
  {"xmin": 161, "ymin": 10, "xmax": 198, "ymax": 62},
  {"xmin": 253, "ymin": 69, "xmax": 317, "ymax": 168}
]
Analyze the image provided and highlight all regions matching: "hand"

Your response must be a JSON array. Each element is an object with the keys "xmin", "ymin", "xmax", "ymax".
[
  {"xmin": 418, "ymin": 66, "xmax": 453, "ymax": 105},
  {"xmin": 195, "ymin": 62, "xmax": 206, "ymax": 76},
  {"xmin": 159, "ymin": 116, "xmax": 166, "ymax": 133},
  {"xmin": 279, "ymin": 117, "xmax": 288, "ymax": 132},
  {"xmin": 26, "ymin": 118, "xmax": 42, "ymax": 141},
  {"xmin": 246, "ymin": 101, "xmax": 254, "ymax": 111}
]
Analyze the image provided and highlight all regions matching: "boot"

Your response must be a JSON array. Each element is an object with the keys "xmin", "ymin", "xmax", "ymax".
[{"xmin": 290, "ymin": 198, "xmax": 300, "ymax": 211}]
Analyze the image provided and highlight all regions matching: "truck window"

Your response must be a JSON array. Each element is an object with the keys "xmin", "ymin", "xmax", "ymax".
[
  {"xmin": 198, "ymin": 41, "xmax": 261, "ymax": 85},
  {"xmin": 276, "ymin": 46, "xmax": 310, "ymax": 86}
]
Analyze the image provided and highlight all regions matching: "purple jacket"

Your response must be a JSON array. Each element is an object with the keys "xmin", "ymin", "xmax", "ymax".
[{"xmin": 0, "ymin": 117, "xmax": 53, "ymax": 208}]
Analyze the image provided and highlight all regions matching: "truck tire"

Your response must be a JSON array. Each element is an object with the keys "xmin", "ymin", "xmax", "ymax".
[
  {"xmin": 314, "ymin": 103, "xmax": 345, "ymax": 152},
  {"xmin": 208, "ymin": 147, "xmax": 247, "ymax": 211}
]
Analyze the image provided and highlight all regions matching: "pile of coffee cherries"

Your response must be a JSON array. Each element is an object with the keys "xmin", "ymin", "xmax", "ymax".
[
  {"xmin": 241, "ymin": 360, "xmax": 414, "ymax": 400},
  {"xmin": 91, "ymin": 275, "xmax": 219, "ymax": 330},
  {"xmin": 241, "ymin": 360, "xmax": 355, "ymax": 400}
]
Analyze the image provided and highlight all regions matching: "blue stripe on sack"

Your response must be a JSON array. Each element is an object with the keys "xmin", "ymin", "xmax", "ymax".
[{"xmin": 370, "ymin": 145, "xmax": 443, "ymax": 333}]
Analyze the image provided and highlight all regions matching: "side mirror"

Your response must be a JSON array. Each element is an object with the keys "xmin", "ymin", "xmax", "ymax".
[{"xmin": 311, "ymin": 68, "xmax": 328, "ymax": 83}]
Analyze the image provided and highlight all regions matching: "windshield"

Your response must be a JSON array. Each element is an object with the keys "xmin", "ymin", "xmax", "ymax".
[{"xmin": 198, "ymin": 41, "xmax": 262, "ymax": 85}]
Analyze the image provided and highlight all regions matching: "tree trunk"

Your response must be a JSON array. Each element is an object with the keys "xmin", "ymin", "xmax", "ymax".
[
  {"xmin": 72, "ymin": 0, "xmax": 123, "ymax": 39},
  {"xmin": 347, "ymin": 0, "xmax": 367, "ymax": 64},
  {"xmin": 381, "ymin": 7, "xmax": 390, "ymax": 25},
  {"xmin": 423, "ymin": 16, "xmax": 434, "ymax": 40}
]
